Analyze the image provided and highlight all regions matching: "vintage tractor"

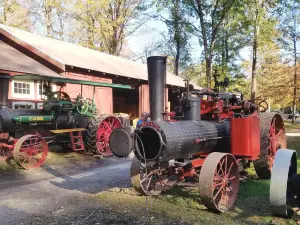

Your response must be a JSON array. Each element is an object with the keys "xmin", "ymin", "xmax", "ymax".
[
  {"xmin": 108, "ymin": 56, "xmax": 286, "ymax": 212},
  {"xmin": 0, "ymin": 75, "xmax": 130, "ymax": 169},
  {"xmin": 270, "ymin": 149, "xmax": 300, "ymax": 218}
]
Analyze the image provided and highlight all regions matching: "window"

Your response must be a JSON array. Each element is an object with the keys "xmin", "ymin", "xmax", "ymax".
[
  {"xmin": 12, "ymin": 80, "xmax": 34, "ymax": 99},
  {"xmin": 14, "ymin": 82, "xmax": 30, "ymax": 95},
  {"xmin": 12, "ymin": 101, "xmax": 35, "ymax": 109}
]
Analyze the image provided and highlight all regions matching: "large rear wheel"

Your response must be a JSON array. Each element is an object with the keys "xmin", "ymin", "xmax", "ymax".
[
  {"xmin": 254, "ymin": 113, "xmax": 286, "ymax": 179},
  {"xmin": 85, "ymin": 114, "xmax": 121, "ymax": 156}
]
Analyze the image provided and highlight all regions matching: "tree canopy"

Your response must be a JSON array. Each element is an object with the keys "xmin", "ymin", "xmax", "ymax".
[{"xmin": 0, "ymin": 0, "xmax": 300, "ymax": 111}]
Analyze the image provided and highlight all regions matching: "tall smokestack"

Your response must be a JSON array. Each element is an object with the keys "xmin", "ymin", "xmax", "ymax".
[
  {"xmin": 0, "ymin": 74, "xmax": 10, "ymax": 108},
  {"xmin": 147, "ymin": 56, "xmax": 167, "ymax": 122}
]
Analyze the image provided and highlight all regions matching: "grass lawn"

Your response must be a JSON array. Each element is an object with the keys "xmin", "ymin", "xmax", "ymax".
[
  {"xmin": 284, "ymin": 120, "xmax": 300, "ymax": 131},
  {"xmin": 96, "ymin": 136, "xmax": 300, "ymax": 225}
]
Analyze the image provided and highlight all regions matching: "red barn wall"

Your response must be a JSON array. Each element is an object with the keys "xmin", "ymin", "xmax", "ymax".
[
  {"xmin": 139, "ymin": 84, "xmax": 168, "ymax": 117},
  {"xmin": 3, "ymin": 70, "xmax": 113, "ymax": 113},
  {"xmin": 62, "ymin": 72, "xmax": 113, "ymax": 114}
]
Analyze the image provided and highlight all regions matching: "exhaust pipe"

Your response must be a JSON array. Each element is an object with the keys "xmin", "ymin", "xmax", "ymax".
[
  {"xmin": 0, "ymin": 74, "xmax": 10, "ymax": 109},
  {"xmin": 147, "ymin": 56, "xmax": 167, "ymax": 122}
]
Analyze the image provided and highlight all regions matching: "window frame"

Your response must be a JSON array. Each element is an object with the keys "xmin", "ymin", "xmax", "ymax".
[
  {"xmin": 12, "ymin": 101, "xmax": 35, "ymax": 109},
  {"xmin": 12, "ymin": 80, "xmax": 34, "ymax": 99}
]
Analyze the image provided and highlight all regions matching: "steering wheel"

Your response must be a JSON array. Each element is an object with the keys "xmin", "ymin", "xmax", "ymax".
[
  {"xmin": 77, "ymin": 98, "xmax": 89, "ymax": 114},
  {"xmin": 51, "ymin": 91, "xmax": 71, "ymax": 102},
  {"xmin": 86, "ymin": 98, "xmax": 94, "ymax": 105},
  {"xmin": 254, "ymin": 98, "xmax": 269, "ymax": 113}
]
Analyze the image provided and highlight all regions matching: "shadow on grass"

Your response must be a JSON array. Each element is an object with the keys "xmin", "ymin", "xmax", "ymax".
[{"xmin": 143, "ymin": 182, "xmax": 266, "ymax": 225}]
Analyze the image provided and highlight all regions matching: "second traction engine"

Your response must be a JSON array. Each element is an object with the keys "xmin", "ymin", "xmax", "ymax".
[{"xmin": 109, "ymin": 56, "xmax": 286, "ymax": 212}]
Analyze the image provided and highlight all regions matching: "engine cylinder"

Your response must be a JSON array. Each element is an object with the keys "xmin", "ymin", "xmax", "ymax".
[
  {"xmin": 134, "ymin": 120, "xmax": 230, "ymax": 162},
  {"xmin": 109, "ymin": 120, "xmax": 230, "ymax": 162}
]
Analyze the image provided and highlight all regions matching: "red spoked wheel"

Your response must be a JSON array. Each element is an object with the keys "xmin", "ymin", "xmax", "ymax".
[
  {"xmin": 254, "ymin": 114, "xmax": 286, "ymax": 179},
  {"xmin": 96, "ymin": 116, "xmax": 121, "ymax": 156},
  {"xmin": 130, "ymin": 156, "xmax": 173, "ymax": 196},
  {"xmin": 13, "ymin": 135, "xmax": 48, "ymax": 169},
  {"xmin": 199, "ymin": 153, "xmax": 240, "ymax": 212}
]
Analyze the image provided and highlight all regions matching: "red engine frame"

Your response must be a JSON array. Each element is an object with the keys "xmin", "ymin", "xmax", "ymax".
[{"xmin": 165, "ymin": 94, "xmax": 261, "ymax": 180}]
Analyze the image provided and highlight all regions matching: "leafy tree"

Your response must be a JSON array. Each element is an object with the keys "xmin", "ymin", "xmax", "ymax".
[
  {"xmin": 184, "ymin": 0, "xmax": 240, "ymax": 88},
  {"xmin": 0, "ymin": 0, "xmax": 31, "ymax": 30},
  {"xmin": 274, "ymin": 0, "xmax": 300, "ymax": 122},
  {"xmin": 155, "ymin": 0, "xmax": 192, "ymax": 75},
  {"xmin": 71, "ymin": 0, "xmax": 151, "ymax": 56}
]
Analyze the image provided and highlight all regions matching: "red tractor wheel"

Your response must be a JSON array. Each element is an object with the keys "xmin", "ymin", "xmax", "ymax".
[
  {"xmin": 254, "ymin": 113, "xmax": 286, "ymax": 179},
  {"xmin": 199, "ymin": 152, "xmax": 240, "ymax": 212},
  {"xmin": 96, "ymin": 116, "xmax": 121, "ymax": 156},
  {"xmin": 85, "ymin": 114, "xmax": 121, "ymax": 156},
  {"xmin": 130, "ymin": 156, "xmax": 172, "ymax": 196},
  {"xmin": 13, "ymin": 135, "xmax": 48, "ymax": 169}
]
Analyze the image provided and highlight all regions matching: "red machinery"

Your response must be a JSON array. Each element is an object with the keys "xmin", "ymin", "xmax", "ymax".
[{"xmin": 109, "ymin": 56, "xmax": 286, "ymax": 212}]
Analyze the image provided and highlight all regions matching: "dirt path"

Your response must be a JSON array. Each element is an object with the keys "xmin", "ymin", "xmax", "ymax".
[{"xmin": 0, "ymin": 157, "xmax": 131, "ymax": 225}]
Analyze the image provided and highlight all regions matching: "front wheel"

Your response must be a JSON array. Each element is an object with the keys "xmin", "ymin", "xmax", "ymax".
[{"xmin": 13, "ymin": 135, "xmax": 48, "ymax": 169}]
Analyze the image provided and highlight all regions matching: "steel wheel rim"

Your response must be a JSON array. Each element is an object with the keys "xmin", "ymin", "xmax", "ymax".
[
  {"xmin": 96, "ymin": 116, "xmax": 121, "ymax": 154},
  {"xmin": 270, "ymin": 149, "xmax": 297, "ymax": 218},
  {"xmin": 199, "ymin": 153, "xmax": 240, "ymax": 212},
  {"xmin": 13, "ymin": 135, "xmax": 48, "ymax": 169},
  {"xmin": 130, "ymin": 156, "xmax": 169, "ymax": 196}
]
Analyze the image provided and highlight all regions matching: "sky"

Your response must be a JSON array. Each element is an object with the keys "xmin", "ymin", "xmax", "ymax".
[{"xmin": 126, "ymin": 16, "xmax": 252, "ymax": 67}]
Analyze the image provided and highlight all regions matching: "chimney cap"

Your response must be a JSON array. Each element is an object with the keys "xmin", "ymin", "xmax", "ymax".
[{"xmin": 147, "ymin": 56, "xmax": 167, "ymax": 62}]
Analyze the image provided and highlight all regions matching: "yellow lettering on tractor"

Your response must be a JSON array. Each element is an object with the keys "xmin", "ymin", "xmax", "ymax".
[{"xmin": 29, "ymin": 117, "xmax": 44, "ymax": 121}]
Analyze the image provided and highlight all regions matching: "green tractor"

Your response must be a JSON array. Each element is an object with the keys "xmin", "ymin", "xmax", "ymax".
[{"xmin": 0, "ymin": 75, "xmax": 131, "ymax": 169}]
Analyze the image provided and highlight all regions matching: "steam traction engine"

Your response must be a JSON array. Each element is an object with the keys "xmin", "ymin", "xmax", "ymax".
[
  {"xmin": 109, "ymin": 56, "xmax": 286, "ymax": 212},
  {"xmin": 0, "ymin": 77, "xmax": 129, "ymax": 169}
]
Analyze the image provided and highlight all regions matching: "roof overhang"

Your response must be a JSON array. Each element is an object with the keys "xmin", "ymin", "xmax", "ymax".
[
  {"xmin": 0, "ymin": 27, "xmax": 66, "ymax": 71},
  {"xmin": 13, "ymin": 74, "xmax": 133, "ymax": 89}
]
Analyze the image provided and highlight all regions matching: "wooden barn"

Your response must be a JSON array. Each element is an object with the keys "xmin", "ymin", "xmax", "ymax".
[{"xmin": 0, "ymin": 24, "xmax": 201, "ymax": 122}]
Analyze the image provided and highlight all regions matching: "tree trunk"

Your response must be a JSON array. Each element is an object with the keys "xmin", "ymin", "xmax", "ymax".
[
  {"xmin": 3, "ymin": 0, "xmax": 8, "ymax": 24},
  {"xmin": 173, "ymin": 0, "xmax": 180, "ymax": 76},
  {"xmin": 86, "ymin": 2, "xmax": 94, "ymax": 49},
  {"xmin": 222, "ymin": 39, "xmax": 225, "ymax": 73},
  {"xmin": 291, "ymin": 0, "xmax": 298, "ymax": 124},
  {"xmin": 175, "ymin": 41, "xmax": 180, "ymax": 76},
  {"xmin": 225, "ymin": 31, "xmax": 229, "ymax": 63},
  {"xmin": 251, "ymin": 3, "xmax": 260, "ymax": 101},
  {"xmin": 44, "ymin": 0, "xmax": 53, "ymax": 37},
  {"xmin": 292, "ymin": 23, "xmax": 297, "ymax": 124},
  {"xmin": 206, "ymin": 56, "xmax": 212, "ymax": 88}
]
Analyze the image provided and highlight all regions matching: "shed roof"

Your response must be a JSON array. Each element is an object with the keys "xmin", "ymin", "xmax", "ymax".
[
  {"xmin": 0, "ymin": 40, "xmax": 61, "ymax": 78},
  {"xmin": 0, "ymin": 24, "xmax": 202, "ymax": 89}
]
